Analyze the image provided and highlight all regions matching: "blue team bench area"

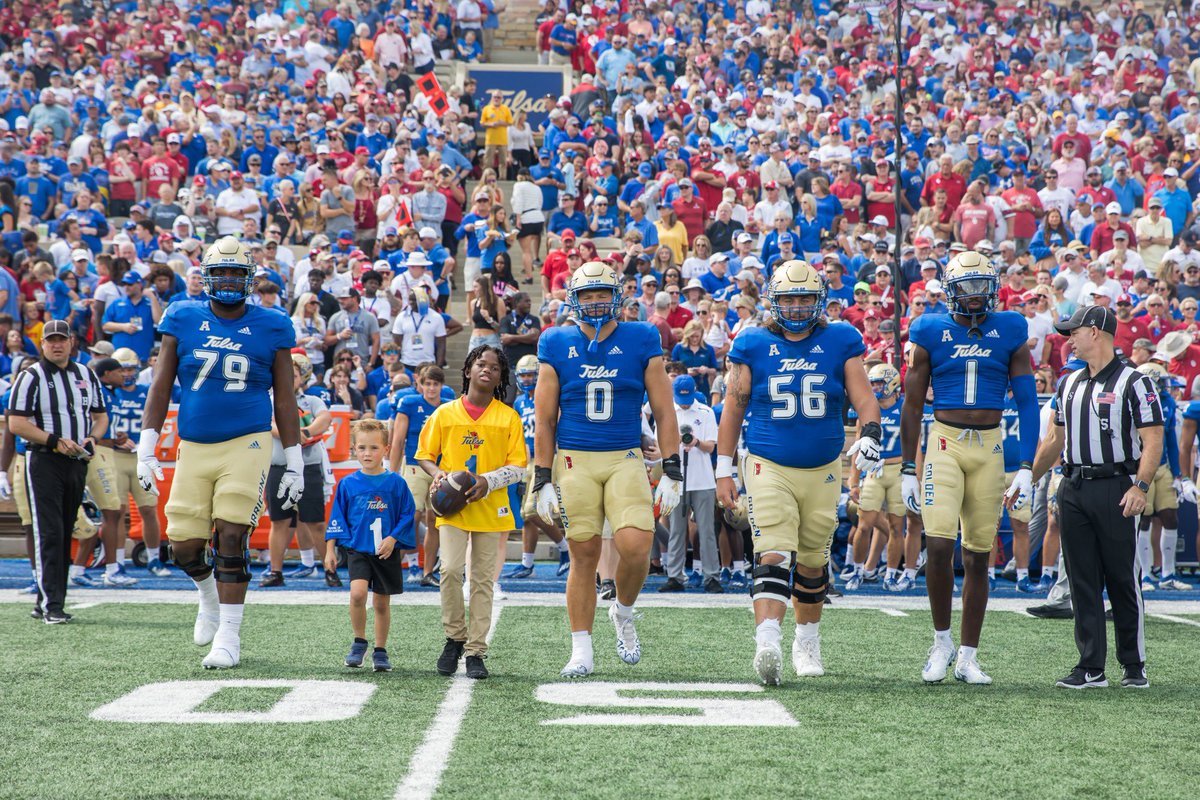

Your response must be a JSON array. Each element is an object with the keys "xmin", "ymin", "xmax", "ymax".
[{"xmin": 3, "ymin": 559, "xmax": 1198, "ymax": 599}]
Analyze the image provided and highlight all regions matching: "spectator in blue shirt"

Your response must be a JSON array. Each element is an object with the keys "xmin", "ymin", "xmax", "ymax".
[
  {"xmin": 547, "ymin": 193, "xmax": 588, "ymax": 238},
  {"xmin": 15, "ymin": 158, "xmax": 54, "ymax": 219},
  {"xmin": 1152, "ymin": 172, "xmax": 1192, "ymax": 243},
  {"xmin": 530, "ymin": 148, "xmax": 566, "ymax": 211},
  {"xmin": 101, "ymin": 272, "xmax": 161, "ymax": 362}
]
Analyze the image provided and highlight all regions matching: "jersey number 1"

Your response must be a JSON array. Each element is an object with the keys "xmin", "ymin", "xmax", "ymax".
[
  {"xmin": 964, "ymin": 359, "xmax": 978, "ymax": 406},
  {"xmin": 192, "ymin": 349, "xmax": 250, "ymax": 393}
]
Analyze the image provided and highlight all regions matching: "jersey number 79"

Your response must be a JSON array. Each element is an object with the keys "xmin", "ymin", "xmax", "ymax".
[{"xmin": 192, "ymin": 349, "xmax": 251, "ymax": 393}]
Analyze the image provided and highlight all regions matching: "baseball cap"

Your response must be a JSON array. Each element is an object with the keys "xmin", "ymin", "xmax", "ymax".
[
  {"xmin": 1149, "ymin": 196, "xmax": 1164, "ymax": 208},
  {"xmin": 122, "ymin": 272, "xmax": 144, "ymax": 285},
  {"xmin": 88, "ymin": 340, "xmax": 114, "ymax": 356},
  {"xmin": 1105, "ymin": 202, "xmax": 1122, "ymax": 215},
  {"xmin": 70, "ymin": 249, "xmax": 90, "ymax": 262},
  {"xmin": 1116, "ymin": 293, "xmax": 1133, "ymax": 305},
  {"xmin": 418, "ymin": 226, "xmax": 438, "ymax": 239},
  {"xmin": 560, "ymin": 229, "xmax": 576, "ymax": 241},
  {"xmin": 853, "ymin": 281, "xmax": 871, "ymax": 294},
  {"xmin": 870, "ymin": 215, "xmax": 889, "ymax": 226},
  {"xmin": 1055, "ymin": 304, "xmax": 1117, "ymax": 336},
  {"xmin": 42, "ymin": 320, "xmax": 71, "ymax": 340},
  {"xmin": 926, "ymin": 280, "xmax": 944, "ymax": 294},
  {"xmin": 334, "ymin": 286, "xmax": 359, "ymax": 299},
  {"xmin": 736, "ymin": 232, "xmax": 753, "ymax": 244},
  {"xmin": 167, "ymin": 133, "xmax": 181, "ymax": 144},
  {"xmin": 673, "ymin": 374, "xmax": 696, "ymax": 406},
  {"xmin": 337, "ymin": 228, "xmax": 354, "ymax": 241},
  {"xmin": 230, "ymin": 170, "xmax": 243, "ymax": 179},
  {"xmin": 406, "ymin": 252, "xmax": 432, "ymax": 267}
]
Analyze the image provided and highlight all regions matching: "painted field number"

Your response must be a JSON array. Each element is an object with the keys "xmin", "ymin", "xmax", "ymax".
[
  {"xmin": 91, "ymin": 680, "xmax": 376, "ymax": 724},
  {"xmin": 536, "ymin": 682, "xmax": 798, "ymax": 727}
]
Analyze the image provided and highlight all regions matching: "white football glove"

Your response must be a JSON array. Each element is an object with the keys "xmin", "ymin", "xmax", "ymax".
[
  {"xmin": 277, "ymin": 445, "xmax": 304, "ymax": 511},
  {"xmin": 0, "ymin": 471, "xmax": 11, "ymax": 501},
  {"xmin": 902, "ymin": 473, "xmax": 922, "ymax": 516},
  {"xmin": 654, "ymin": 475, "xmax": 681, "ymax": 518},
  {"xmin": 535, "ymin": 483, "xmax": 560, "ymax": 526},
  {"xmin": 1004, "ymin": 467, "xmax": 1034, "ymax": 511},
  {"xmin": 847, "ymin": 434, "xmax": 883, "ymax": 475},
  {"xmin": 136, "ymin": 429, "xmax": 164, "ymax": 496},
  {"xmin": 1174, "ymin": 477, "xmax": 1197, "ymax": 504}
]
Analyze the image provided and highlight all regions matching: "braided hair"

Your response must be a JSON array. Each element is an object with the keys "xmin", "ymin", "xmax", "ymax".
[{"xmin": 462, "ymin": 344, "xmax": 511, "ymax": 402}]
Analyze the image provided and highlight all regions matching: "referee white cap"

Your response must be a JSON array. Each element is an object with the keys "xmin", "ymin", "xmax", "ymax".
[{"xmin": 1054, "ymin": 305, "xmax": 1116, "ymax": 337}]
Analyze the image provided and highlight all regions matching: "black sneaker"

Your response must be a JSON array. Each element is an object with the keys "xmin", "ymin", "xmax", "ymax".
[
  {"xmin": 324, "ymin": 569, "xmax": 343, "ymax": 588},
  {"xmin": 1056, "ymin": 667, "xmax": 1108, "ymax": 689},
  {"xmin": 259, "ymin": 570, "xmax": 285, "ymax": 588},
  {"xmin": 648, "ymin": 562, "xmax": 666, "ymax": 576},
  {"xmin": 420, "ymin": 573, "xmax": 441, "ymax": 588},
  {"xmin": 43, "ymin": 611, "xmax": 71, "ymax": 625},
  {"xmin": 1027, "ymin": 603, "xmax": 1073, "ymax": 619},
  {"xmin": 703, "ymin": 577, "xmax": 724, "ymax": 594},
  {"xmin": 437, "ymin": 638, "xmax": 465, "ymax": 676},
  {"xmin": 1121, "ymin": 664, "xmax": 1149, "ymax": 689},
  {"xmin": 465, "ymin": 655, "xmax": 489, "ymax": 679},
  {"xmin": 598, "ymin": 579, "xmax": 616, "ymax": 600},
  {"xmin": 30, "ymin": 607, "xmax": 43, "ymax": 620},
  {"xmin": 657, "ymin": 577, "xmax": 686, "ymax": 593}
]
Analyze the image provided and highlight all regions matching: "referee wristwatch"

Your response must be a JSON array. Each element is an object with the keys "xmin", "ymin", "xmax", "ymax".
[{"xmin": 1134, "ymin": 478, "xmax": 1150, "ymax": 493}]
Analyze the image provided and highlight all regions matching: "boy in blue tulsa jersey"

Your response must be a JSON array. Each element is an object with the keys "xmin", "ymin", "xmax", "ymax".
[
  {"xmin": 533, "ymin": 261, "xmax": 683, "ymax": 678},
  {"xmin": 137, "ymin": 237, "xmax": 303, "ymax": 670},
  {"xmin": 716, "ymin": 260, "xmax": 883, "ymax": 685},
  {"xmin": 1134, "ymin": 363, "xmax": 1191, "ymax": 592},
  {"xmin": 388, "ymin": 363, "xmax": 446, "ymax": 588},
  {"xmin": 901, "ymin": 250, "xmax": 1039, "ymax": 686},
  {"xmin": 326, "ymin": 419, "xmax": 416, "ymax": 672},
  {"xmin": 505, "ymin": 354, "xmax": 569, "ymax": 580}
]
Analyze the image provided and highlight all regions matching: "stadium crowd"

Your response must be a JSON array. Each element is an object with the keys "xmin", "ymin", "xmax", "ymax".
[{"xmin": 2, "ymin": 0, "xmax": 1200, "ymax": 602}]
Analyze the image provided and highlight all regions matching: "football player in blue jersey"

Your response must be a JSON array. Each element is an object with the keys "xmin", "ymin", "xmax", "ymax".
[
  {"xmin": 505, "ymin": 354, "xmax": 569, "ymax": 580},
  {"xmin": 847, "ymin": 364, "xmax": 915, "ymax": 592},
  {"xmin": 1001, "ymin": 391, "xmax": 1040, "ymax": 593},
  {"xmin": 715, "ymin": 260, "xmax": 883, "ymax": 684},
  {"xmin": 136, "ymin": 237, "xmax": 302, "ymax": 670},
  {"xmin": 1134, "ymin": 363, "xmax": 1191, "ymax": 591},
  {"xmin": 388, "ymin": 363, "xmax": 446, "ymax": 588},
  {"xmin": 1176, "ymin": 398, "xmax": 1200, "ymax": 581},
  {"xmin": 901, "ymin": 250, "xmax": 1039, "ymax": 685},
  {"xmin": 534, "ymin": 261, "xmax": 683, "ymax": 678}
]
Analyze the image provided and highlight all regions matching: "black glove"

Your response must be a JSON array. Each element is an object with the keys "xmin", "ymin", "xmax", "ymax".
[
  {"xmin": 662, "ymin": 454, "xmax": 683, "ymax": 482},
  {"xmin": 861, "ymin": 420, "xmax": 882, "ymax": 446},
  {"xmin": 531, "ymin": 466, "xmax": 553, "ymax": 493}
]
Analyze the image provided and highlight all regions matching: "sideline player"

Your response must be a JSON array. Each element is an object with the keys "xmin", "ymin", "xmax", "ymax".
[
  {"xmin": 1002, "ymin": 390, "xmax": 1040, "ymax": 593},
  {"xmin": 137, "ymin": 236, "xmax": 302, "ymax": 669},
  {"xmin": 388, "ymin": 363, "xmax": 446, "ymax": 588},
  {"xmin": 1135, "ymin": 362, "xmax": 1189, "ymax": 591},
  {"xmin": 533, "ymin": 262, "xmax": 682, "ymax": 678},
  {"xmin": 901, "ymin": 250, "xmax": 1038, "ymax": 685},
  {"xmin": 1175, "ymin": 399, "xmax": 1200, "ymax": 583},
  {"xmin": 716, "ymin": 260, "xmax": 882, "ymax": 683},
  {"xmin": 846, "ymin": 363, "xmax": 912, "ymax": 592},
  {"xmin": 506, "ymin": 354, "xmax": 570, "ymax": 579}
]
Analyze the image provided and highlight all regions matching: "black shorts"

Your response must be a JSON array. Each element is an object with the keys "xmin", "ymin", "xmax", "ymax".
[
  {"xmin": 346, "ymin": 548, "xmax": 405, "ymax": 595},
  {"xmin": 266, "ymin": 463, "xmax": 326, "ymax": 523},
  {"xmin": 517, "ymin": 222, "xmax": 544, "ymax": 238}
]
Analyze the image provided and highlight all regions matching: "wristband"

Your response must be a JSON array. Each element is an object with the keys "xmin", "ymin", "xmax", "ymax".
[
  {"xmin": 136, "ymin": 428, "xmax": 160, "ymax": 460},
  {"xmin": 861, "ymin": 421, "xmax": 882, "ymax": 444},
  {"xmin": 1019, "ymin": 461, "xmax": 1032, "ymax": 471},
  {"xmin": 662, "ymin": 454, "xmax": 683, "ymax": 482},
  {"xmin": 900, "ymin": 460, "xmax": 917, "ymax": 476},
  {"xmin": 532, "ymin": 465, "xmax": 552, "ymax": 493},
  {"xmin": 283, "ymin": 444, "xmax": 304, "ymax": 474},
  {"xmin": 46, "ymin": 433, "xmax": 60, "ymax": 452},
  {"xmin": 715, "ymin": 454, "xmax": 735, "ymax": 479}
]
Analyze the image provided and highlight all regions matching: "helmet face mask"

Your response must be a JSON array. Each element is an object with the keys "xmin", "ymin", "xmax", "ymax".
[
  {"xmin": 202, "ymin": 236, "xmax": 255, "ymax": 305},
  {"xmin": 568, "ymin": 262, "xmax": 622, "ymax": 330},
  {"xmin": 944, "ymin": 251, "xmax": 997, "ymax": 324},
  {"xmin": 768, "ymin": 260, "xmax": 826, "ymax": 333},
  {"xmin": 516, "ymin": 354, "xmax": 538, "ymax": 392}
]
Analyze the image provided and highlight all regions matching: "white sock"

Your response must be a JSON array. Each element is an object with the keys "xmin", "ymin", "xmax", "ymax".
[
  {"xmin": 299, "ymin": 548, "xmax": 315, "ymax": 568},
  {"xmin": 570, "ymin": 630, "xmax": 593, "ymax": 666},
  {"xmin": 903, "ymin": 568, "xmax": 917, "ymax": 581},
  {"xmin": 934, "ymin": 629, "xmax": 953, "ymax": 649},
  {"xmin": 69, "ymin": 564, "xmax": 84, "ymax": 579},
  {"xmin": 755, "ymin": 617, "xmax": 781, "ymax": 645},
  {"xmin": 614, "ymin": 601, "xmax": 633, "ymax": 619},
  {"xmin": 958, "ymin": 645, "xmax": 978, "ymax": 663},
  {"xmin": 737, "ymin": 560, "xmax": 748, "ymax": 574},
  {"xmin": 556, "ymin": 539, "xmax": 568, "ymax": 553},
  {"xmin": 795, "ymin": 621, "xmax": 819, "ymax": 641},
  {"xmin": 1017, "ymin": 568, "xmax": 1029, "ymax": 581},
  {"xmin": 521, "ymin": 552, "xmax": 535, "ymax": 568},
  {"xmin": 1136, "ymin": 528, "xmax": 1154, "ymax": 579},
  {"xmin": 115, "ymin": 547, "xmax": 125, "ymax": 565},
  {"xmin": 193, "ymin": 574, "xmax": 219, "ymax": 618},
  {"xmin": 886, "ymin": 568, "xmax": 899, "ymax": 581},
  {"xmin": 1044, "ymin": 566, "xmax": 1056, "ymax": 578},
  {"xmin": 987, "ymin": 567, "xmax": 995, "ymax": 579},
  {"xmin": 1161, "ymin": 528, "xmax": 1178, "ymax": 577},
  {"xmin": 215, "ymin": 603, "xmax": 244, "ymax": 647},
  {"xmin": 106, "ymin": 562, "xmax": 119, "ymax": 577}
]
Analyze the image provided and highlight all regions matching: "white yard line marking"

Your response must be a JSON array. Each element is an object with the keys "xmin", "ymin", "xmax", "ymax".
[
  {"xmin": 68, "ymin": 602, "xmax": 100, "ymax": 610},
  {"xmin": 1150, "ymin": 613, "xmax": 1200, "ymax": 628},
  {"xmin": 879, "ymin": 608, "xmax": 908, "ymax": 617},
  {"xmin": 394, "ymin": 604, "xmax": 503, "ymax": 800}
]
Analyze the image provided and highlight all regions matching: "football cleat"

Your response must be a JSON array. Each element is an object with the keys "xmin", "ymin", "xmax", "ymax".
[
  {"xmin": 259, "ymin": 571, "xmax": 285, "ymax": 587},
  {"xmin": 1034, "ymin": 573, "xmax": 1055, "ymax": 592},
  {"xmin": 102, "ymin": 571, "xmax": 139, "ymax": 587},
  {"xmin": 608, "ymin": 604, "xmax": 641, "ymax": 665},
  {"xmin": 1157, "ymin": 576, "xmax": 1190, "ymax": 591},
  {"xmin": 844, "ymin": 569, "xmax": 864, "ymax": 591},
  {"xmin": 954, "ymin": 658, "xmax": 993, "ymax": 685},
  {"xmin": 791, "ymin": 636, "xmax": 824, "ymax": 677},
  {"xmin": 1016, "ymin": 576, "xmax": 1039, "ymax": 593},
  {"xmin": 839, "ymin": 563, "xmax": 857, "ymax": 581},
  {"xmin": 20, "ymin": 579, "xmax": 38, "ymax": 594},
  {"xmin": 373, "ymin": 649, "xmax": 393, "ymax": 673},
  {"xmin": 70, "ymin": 574, "xmax": 97, "ymax": 588},
  {"xmin": 922, "ymin": 642, "xmax": 956, "ymax": 683},
  {"xmin": 202, "ymin": 641, "xmax": 240, "ymax": 669},
  {"xmin": 754, "ymin": 640, "xmax": 783, "ymax": 686},
  {"xmin": 345, "ymin": 640, "xmax": 368, "ymax": 668},
  {"xmin": 882, "ymin": 574, "xmax": 899, "ymax": 592},
  {"xmin": 285, "ymin": 564, "xmax": 317, "ymax": 579},
  {"xmin": 146, "ymin": 559, "xmax": 172, "ymax": 577},
  {"xmin": 728, "ymin": 571, "xmax": 750, "ymax": 591},
  {"xmin": 1140, "ymin": 579, "xmax": 1157, "ymax": 593},
  {"xmin": 505, "ymin": 564, "xmax": 535, "ymax": 579},
  {"xmin": 599, "ymin": 578, "xmax": 618, "ymax": 599},
  {"xmin": 719, "ymin": 567, "xmax": 731, "ymax": 586},
  {"xmin": 560, "ymin": 657, "xmax": 594, "ymax": 678},
  {"xmin": 894, "ymin": 574, "xmax": 916, "ymax": 592},
  {"xmin": 407, "ymin": 565, "xmax": 423, "ymax": 583},
  {"xmin": 988, "ymin": 574, "xmax": 996, "ymax": 592},
  {"xmin": 687, "ymin": 569, "xmax": 703, "ymax": 589},
  {"xmin": 193, "ymin": 612, "xmax": 219, "ymax": 646},
  {"xmin": 1056, "ymin": 668, "xmax": 1107, "ymax": 689},
  {"xmin": 556, "ymin": 549, "xmax": 571, "ymax": 577},
  {"xmin": 30, "ymin": 607, "xmax": 43, "ymax": 620},
  {"xmin": 863, "ymin": 567, "xmax": 880, "ymax": 583}
]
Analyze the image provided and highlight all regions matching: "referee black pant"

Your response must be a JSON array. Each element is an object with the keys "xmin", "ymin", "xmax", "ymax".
[
  {"xmin": 1057, "ymin": 473, "xmax": 1146, "ymax": 672},
  {"xmin": 27, "ymin": 451, "xmax": 88, "ymax": 615}
]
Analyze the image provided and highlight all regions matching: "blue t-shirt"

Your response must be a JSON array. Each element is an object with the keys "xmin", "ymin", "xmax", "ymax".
[
  {"xmin": 159, "ymin": 302, "xmax": 296, "ymax": 443},
  {"xmin": 396, "ymin": 393, "xmax": 441, "ymax": 461},
  {"xmin": 908, "ymin": 311, "xmax": 1027, "ymax": 411},
  {"xmin": 729, "ymin": 322, "xmax": 865, "ymax": 468},
  {"xmin": 102, "ymin": 296, "xmax": 157, "ymax": 361},
  {"xmin": 326, "ymin": 470, "xmax": 416, "ymax": 553},
  {"xmin": 538, "ymin": 322, "xmax": 662, "ymax": 452}
]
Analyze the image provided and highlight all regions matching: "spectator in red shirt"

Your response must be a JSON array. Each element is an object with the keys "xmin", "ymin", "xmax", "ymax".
[
  {"xmin": 1000, "ymin": 169, "xmax": 1043, "ymax": 255},
  {"xmin": 1113, "ymin": 293, "xmax": 1152, "ymax": 355},
  {"xmin": 1089, "ymin": 202, "xmax": 1137, "ymax": 259},
  {"xmin": 141, "ymin": 137, "xmax": 184, "ymax": 200},
  {"xmin": 841, "ymin": 281, "xmax": 873, "ymax": 331},
  {"xmin": 921, "ymin": 153, "xmax": 967, "ymax": 215},
  {"xmin": 664, "ymin": 283, "xmax": 694, "ymax": 333},
  {"xmin": 540, "ymin": 229, "xmax": 574, "ymax": 298},
  {"xmin": 1140, "ymin": 294, "xmax": 1176, "ymax": 343},
  {"xmin": 1159, "ymin": 330, "xmax": 1200, "ymax": 398},
  {"xmin": 997, "ymin": 264, "xmax": 1029, "ymax": 310},
  {"xmin": 646, "ymin": 290, "xmax": 676, "ymax": 352},
  {"xmin": 671, "ymin": 180, "xmax": 707, "ymax": 243},
  {"xmin": 831, "ymin": 165, "xmax": 863, "ymax": 224}
]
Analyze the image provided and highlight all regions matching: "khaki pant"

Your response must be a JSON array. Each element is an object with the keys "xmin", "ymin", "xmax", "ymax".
[{"xmin": 439, "ymin": 525, "xmax": 502, "ymax": 656}]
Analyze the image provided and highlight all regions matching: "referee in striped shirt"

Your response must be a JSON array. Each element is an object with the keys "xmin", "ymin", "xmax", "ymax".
[
  {"xmin": 7, "ymin": 320, "xmax": 108, "ymax": 624},
  {"xmin": 1028, "ymin": 306, "xmax": 1161, "ymax": 689}
]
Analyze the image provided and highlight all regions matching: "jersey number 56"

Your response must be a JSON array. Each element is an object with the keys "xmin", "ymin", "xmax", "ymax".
[{"xmin": 768, "ymin": 374, "xmax": 827, "ymax": 419}]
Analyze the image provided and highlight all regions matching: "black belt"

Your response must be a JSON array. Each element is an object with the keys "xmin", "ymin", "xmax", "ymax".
[{"xmin": 1061, "ymin": 462, "xmax": 1137, "ymax": 480}]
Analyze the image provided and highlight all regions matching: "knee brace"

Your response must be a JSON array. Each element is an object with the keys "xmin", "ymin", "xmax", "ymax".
[
  {"xmin": 208, "ymin": 529, "xmax": 252, "ymax": 584},
  {"xmin": 751, "ymin": 551, "xmax": 792, "ymax": 603},
  {"xmin": 174, "ymin": 548, "xmax": 212, "ymax": 580},
  {"xmin": 792, "ymin": 567, "xmax": 828, "ymax": 604}
]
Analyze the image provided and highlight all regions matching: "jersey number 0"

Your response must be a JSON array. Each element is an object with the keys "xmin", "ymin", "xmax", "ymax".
[{"xmin": 192, "ymin": 349, "xmax": 251, "ymax": 393}]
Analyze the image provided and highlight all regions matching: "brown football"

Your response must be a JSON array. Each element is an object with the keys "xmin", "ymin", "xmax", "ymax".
[{"xmin": 429, "ymin": 470, "xmax": 476, "ymax": 517}]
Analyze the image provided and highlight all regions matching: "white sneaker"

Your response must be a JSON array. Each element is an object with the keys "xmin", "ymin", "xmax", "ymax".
[
  {"xmin": 1141, "ymin": 579, "xmax": 1157, "ymax": 593},
  {"xmin": 102, "ymin": 571, "xmax": 138, "ymax": 587},
  {"xmin": 492, "ymin": 581, "xmax": 505, "ymax": 600},
  {"xmin": 754, "ymin": 639, "xmax": 783, "ymax": 686},
  {"xmin": 791, "ymin": 636, "xmax": 824, "ymax": 677},
  {"xmin": 1158, "ymin": 576, "xmax": 1190, "ymax": 591},
  {"xmin": 922, "ymin": 642, "xmax": 955, "ymax": 683},
  {"xmin": 202, "ymin": 640, "xmax": 240, "ymax": 669},
  {"xmin": 193, "ymin": 612, "xmax": 219, "ymax": 646},
  {"xmin": 954, "ymin": 658, "xmax": 993, "ymax": 685},
  {"xmin": 608, "ymin": 604, "xmax": 641, "ymax": 665},
  {"xmin": 560, "ymin": 656, "xmax": 593, "ymax": 678}
]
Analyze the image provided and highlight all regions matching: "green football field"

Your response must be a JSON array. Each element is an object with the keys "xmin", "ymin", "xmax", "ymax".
[{"xmin": 2, "ymin": 596, "xmax": 1199, "ymax": 800}]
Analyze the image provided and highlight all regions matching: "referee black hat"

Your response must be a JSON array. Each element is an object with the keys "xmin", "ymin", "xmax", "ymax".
[
  {"xmin": 1054, "ymin": 305, "xmax": 1117, "ymax": 337},
  {"xmin": 43, "ymin": 320, "xmax": 71, "ymax": 339}
]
